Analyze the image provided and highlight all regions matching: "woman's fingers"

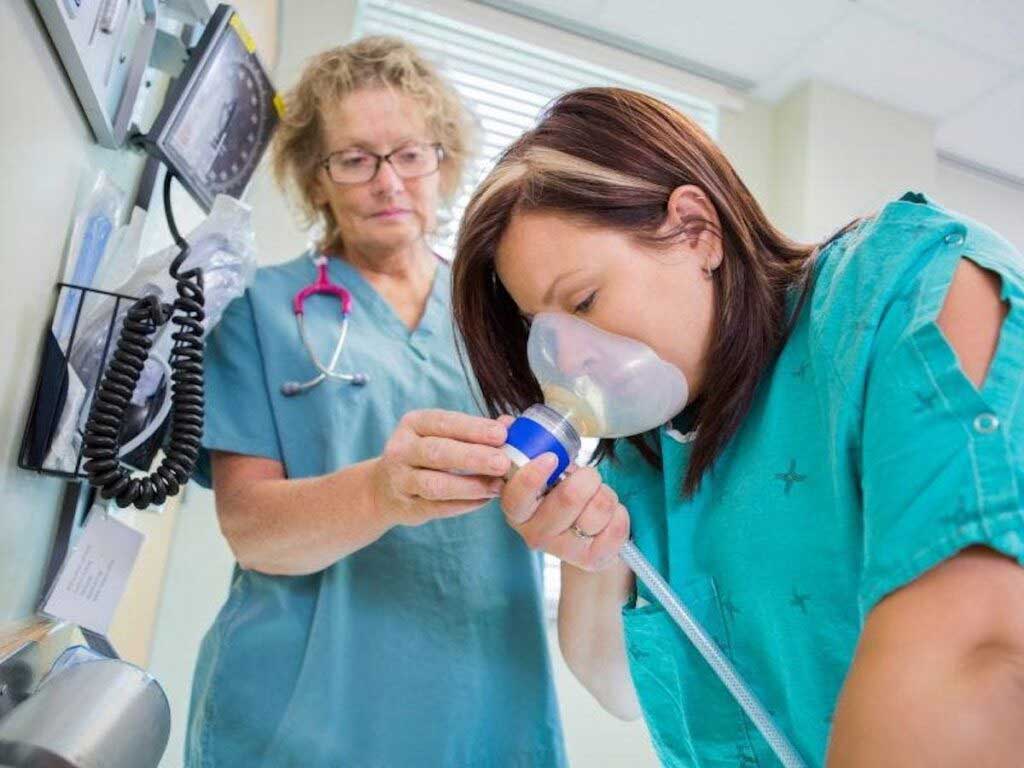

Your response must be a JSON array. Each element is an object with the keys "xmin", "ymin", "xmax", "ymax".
[
  {"xmin": 403, "ymin": 469, "xmax": 503, "ymax": 501},
  {"xmin": 578, "ymin": 504, "xmax": 631, "ymax": 571},
  {"xmin": 419, "ymin": 498, "xmax": 499, "ymax": 519},
  {"xmin": 378, "ymin": 409, "xmax": 514, "ymax": 526},
  {"xmin": 501, "ymin": 456, "xmax": 629, "ymax": 571},
  {"xmin": 402, "ymin": 409, "xmax": 508, "ymax": 446},
  {"xmin": 501, "ymin": 453, "xmax": 559, "ymax": 524},
  {"xmin": 567, "ymin": 483, "xmax": 618, "ymax": 538},
  {"xmin": 543, "ymin": 502, "xmax": 630, "ymax": 572},
  {"xmin": 410, "ymin": 435, "xmax": 511, "ymax": 476},
  {"xmin": 516, "ymin": 468, "xmax": 605, "ymax": 548}
]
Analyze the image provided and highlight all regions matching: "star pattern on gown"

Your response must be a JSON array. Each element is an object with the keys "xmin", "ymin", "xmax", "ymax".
[
  {"xmin": 775, "ymin": 459, "xmax": 807, "ymax": 494},
  {"xmin": 720, "ymin": 595, "xmax": 741, "ymax": 621},
  {"xmin": 940, "ymin": 498, "xmax": 976, "ymax": 530},
  {"xmin": 913, "ymin": 390, "xmax": 938, "ymax": 413},
  {"xmin": 734, "ymin": 743, "xmax": 758, "ymax": 766},
  {"xmin": 790, "ymin": 587, "xmax": 810, "ymax": 614}
]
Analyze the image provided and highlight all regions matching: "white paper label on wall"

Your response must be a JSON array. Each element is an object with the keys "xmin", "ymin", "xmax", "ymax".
[{"xmin": 40, "ymin": 510, "xmax": 144, "ymax": 634}]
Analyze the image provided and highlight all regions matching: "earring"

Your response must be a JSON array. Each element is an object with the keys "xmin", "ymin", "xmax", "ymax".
[{"xmin": 704, "ymin": 261, "xmax": 714, "ymax": 280}]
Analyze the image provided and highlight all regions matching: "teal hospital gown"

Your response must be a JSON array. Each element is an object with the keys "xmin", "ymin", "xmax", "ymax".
[
  {"xmin": 601, "ymin": 193, "xmax": 1024, "ymax": 766},
  {"xmin": 184, "ymin": 254, "xmax": 566, "ymax": 768}
]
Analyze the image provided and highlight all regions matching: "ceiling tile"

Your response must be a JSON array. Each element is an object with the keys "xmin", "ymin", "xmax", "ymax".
[
  {"xmin": 503, "ymin": 0, "xmax": 851, "ymax": 81},
  {"xmin": 859, "ymin": 0, "xmax": 1024, "ymax": 68},
  {"xmin": 756, "ymin": 6, "xmax": 1011, "ymax": 118},
  {"xmin": 936, "ymin": 74, "xmax": 1024, "ymax": 180}
]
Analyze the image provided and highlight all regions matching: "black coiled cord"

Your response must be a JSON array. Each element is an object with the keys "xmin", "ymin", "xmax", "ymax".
[{"xmin": 81, "ymin": 171, "xmax": 205, "ymax": 509}]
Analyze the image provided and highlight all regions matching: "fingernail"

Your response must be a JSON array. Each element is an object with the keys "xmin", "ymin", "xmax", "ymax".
[
  {"xmin": 490, "ymin": 453, "xmax": 508, "ymax": 472},
  {"xmin": 537, "ymin": 453, "xmax": 558, "ymax": 471},
  {"xmin": 490, "ymin": 426, "xmax": 507, "ymax": 442}
]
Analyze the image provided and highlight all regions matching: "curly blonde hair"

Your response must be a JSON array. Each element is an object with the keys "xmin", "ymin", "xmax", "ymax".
[{"xmin": 271, "ymin": 35, "xmax": 474, "ymax": 251}]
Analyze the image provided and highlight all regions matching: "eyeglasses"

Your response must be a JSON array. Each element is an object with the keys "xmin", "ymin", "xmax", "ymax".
[{"xmin": 319, "ymin": 142, "xmax": 445, "ymax": 185}]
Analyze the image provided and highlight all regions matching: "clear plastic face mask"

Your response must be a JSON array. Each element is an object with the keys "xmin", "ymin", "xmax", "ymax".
[{"xmin": 526, "ymin": 312, "xmax": 689, "ymax": 438}]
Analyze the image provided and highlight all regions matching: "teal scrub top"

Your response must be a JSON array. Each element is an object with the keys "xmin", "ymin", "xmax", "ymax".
[
  {"xmin": 602, "ymin": 193, "xmax": 1024, "ymax": 767},
  {"xmin": 185, "ymin": 254, "xmax": 566, "ymax": 768}
]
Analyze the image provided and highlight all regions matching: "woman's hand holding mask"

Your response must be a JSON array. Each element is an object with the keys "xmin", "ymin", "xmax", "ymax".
[
  {"xmin": 500, "ymin": 454, "xmax": 630, "ymax": 571},
  {"xmin": 372, "ymin": 409, "xmax": 512, "ymax": 526}
]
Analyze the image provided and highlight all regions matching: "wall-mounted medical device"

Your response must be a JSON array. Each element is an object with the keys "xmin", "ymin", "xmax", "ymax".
[
  {"xmin": 34, "ymin": 0, "xmax": 160, "ymax": 148},
  {"xmin": 140, "ymin": 4, "xmax": 279, "ymax": 211},
  {"xmin": 21, "ymin": 3, "xmax": 278, "ymax": 509}
]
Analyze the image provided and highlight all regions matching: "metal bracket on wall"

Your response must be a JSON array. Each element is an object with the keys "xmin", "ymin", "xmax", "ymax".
[{"xmin": 34, "ymin": 0, "xmax": 159, "ymax": 148}]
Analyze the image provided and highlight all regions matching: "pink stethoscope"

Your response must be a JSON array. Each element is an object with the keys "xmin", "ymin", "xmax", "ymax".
[{"xmin": 281, "ymin": 254, "xmax": 370, "ymax": 396}]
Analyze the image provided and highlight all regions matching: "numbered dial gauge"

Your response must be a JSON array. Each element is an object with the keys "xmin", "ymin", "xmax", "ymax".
[
  {"xmin": 147, "ymin": 5, "xmax": 278, "ymax": 212},
  {"xmin": 199, "ymin": 59, "xmax": 269, "ymax": 193}
]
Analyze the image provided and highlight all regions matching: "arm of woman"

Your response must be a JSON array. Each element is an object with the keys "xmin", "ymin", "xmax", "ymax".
[
  {"xmin": 827, "ymin": 547, "xmax": 1024, "ymax": 766},
  {"xmin": 828, "ymin": 259, "xmax": 1024, "ymax": 765},
  {"xmin": 501, "ymin": 455, "xmax": 641, "ymax": 720},
  {"xmin": 213, "ymin": 409, "xmax": 511, "ymax": 576},
  {"xmin": 558, "ymin": 559, "xmax": 642, "ymax": 720}
]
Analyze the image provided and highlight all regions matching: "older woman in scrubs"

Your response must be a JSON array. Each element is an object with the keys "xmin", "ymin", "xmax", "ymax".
[
  {"xmin": 184, "ymin": 37, "xmax": 565, "ymax": 767},
  {"xmin": 451, "ymin": 87, "xmax": 1024, "ymax": 767}
]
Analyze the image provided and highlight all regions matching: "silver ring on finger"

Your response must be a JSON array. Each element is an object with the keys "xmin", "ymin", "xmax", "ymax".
[{"xmin": 569, "ymin": 522, "xmax": 597, "ymax": 540}]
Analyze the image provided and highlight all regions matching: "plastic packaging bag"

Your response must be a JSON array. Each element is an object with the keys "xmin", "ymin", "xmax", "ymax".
[
  {"xmin": 68, "ymin": 193, "xmax": 256, "ymax": 400},
  {"xmin": 93, "ymin": 205, "xmax": 148, "ymax": 293},
  {"xmin": 52, "ymin": 171, "xmax": 127, "ymax": 351}
]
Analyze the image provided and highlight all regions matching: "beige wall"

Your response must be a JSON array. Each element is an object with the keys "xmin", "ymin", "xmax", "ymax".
[
  {"xmin": 729, "ymin": 81, "xmax": 938, "ymax": 244},
  {"xmin": 245, "ymin": 1, "xmax": 362, "ymax": 266},
  {"xmin": 802, "ymin": 81, "xmax": 936, "ymax": 240},
  {"xmin": 718, "ymin": 98, "xmax": 780, "ymax": 220},
  {"xmin": 107, "ymin": 503, "xmax": 181, "ymax": 666}
]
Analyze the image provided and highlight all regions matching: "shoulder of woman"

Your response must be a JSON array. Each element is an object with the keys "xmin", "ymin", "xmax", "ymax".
[
  {"xmin": 811, "ymin": 191, "xmax": 1023, "ymax": 321},
  {"xmin": 803, "ymin": 191, "xmax": 1023, "ymax": 396}
]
